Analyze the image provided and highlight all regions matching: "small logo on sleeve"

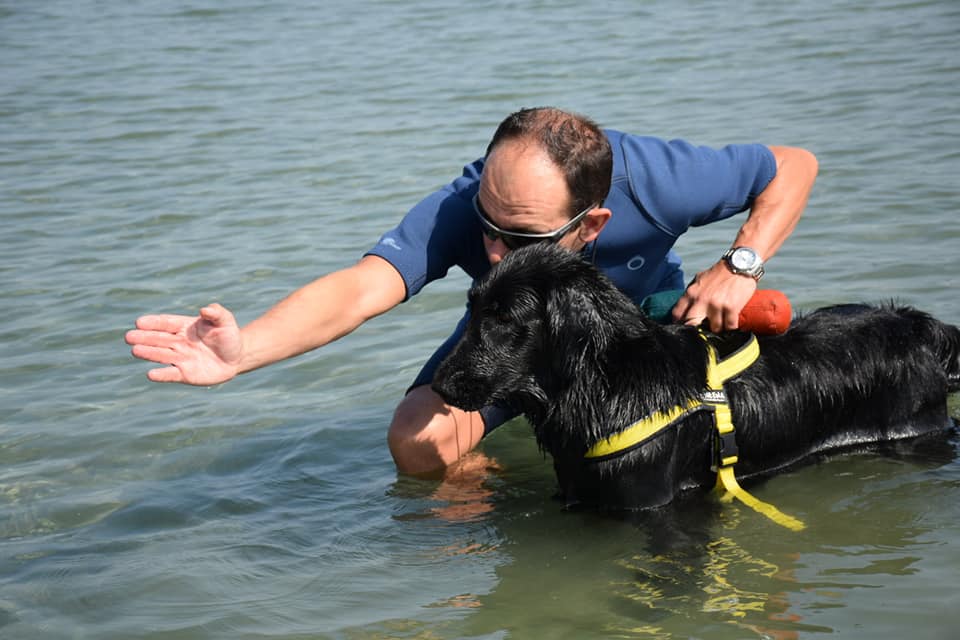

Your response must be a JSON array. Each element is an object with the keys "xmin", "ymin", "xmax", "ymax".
[{"xmin": 380, "ymin": 236, "xmax": 402, "ymax": 251}]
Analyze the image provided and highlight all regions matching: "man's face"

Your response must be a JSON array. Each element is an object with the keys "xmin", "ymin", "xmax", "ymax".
[{"xmin": 477, "ymin": 139, "xmax": 586, "ymax": 265}]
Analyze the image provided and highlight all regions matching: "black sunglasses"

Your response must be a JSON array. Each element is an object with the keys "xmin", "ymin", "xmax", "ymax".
[{"xmin": 472, "ymin": 193, "xmax": 595, "ymax": 250}]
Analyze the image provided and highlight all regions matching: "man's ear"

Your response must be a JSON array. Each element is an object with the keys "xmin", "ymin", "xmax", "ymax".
[{"xmin": 577, "ymin": 208, "xmax": 611, "ymax": 243}]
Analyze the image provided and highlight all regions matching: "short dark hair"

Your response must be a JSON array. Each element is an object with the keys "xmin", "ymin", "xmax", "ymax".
[{"xmin": 486, "ymin": 107, "xmax": 613, "ymax": 217}]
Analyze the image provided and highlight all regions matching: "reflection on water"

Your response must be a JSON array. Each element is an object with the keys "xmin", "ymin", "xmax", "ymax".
[{"xmin": 376, "ymin": 428, "xmax": 960, "ymax": 639}]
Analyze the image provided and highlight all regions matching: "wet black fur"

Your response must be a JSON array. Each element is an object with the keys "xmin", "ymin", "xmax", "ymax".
[{"xmin": 433, "ymin": 244, "xmax": 960, "ymax": 510}]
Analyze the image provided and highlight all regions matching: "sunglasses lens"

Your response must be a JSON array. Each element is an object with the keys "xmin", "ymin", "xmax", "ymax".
[
  {"xmin": 504, "ymin": 235, "xmax": 547, "ymax": 250},
  {"xmin": 477, "ymin": 218, "xmax": 502, "ymax": 244}
]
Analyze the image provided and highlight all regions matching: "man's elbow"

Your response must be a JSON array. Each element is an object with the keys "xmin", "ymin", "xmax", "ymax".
[{"xmin": 770, "ymin": 145, "xmax": 819, "ymax": 182}]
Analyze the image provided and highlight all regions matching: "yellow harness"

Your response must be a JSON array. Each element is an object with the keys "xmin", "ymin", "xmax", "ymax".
[{"xmin": 584, "ymin": 330, "xmax": 805, "ymax": 531}]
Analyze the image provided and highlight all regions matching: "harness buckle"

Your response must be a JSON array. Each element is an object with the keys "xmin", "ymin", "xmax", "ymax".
[{"xmin": 717, "ymin": 430, "xmax": 739, "ymax": 468}]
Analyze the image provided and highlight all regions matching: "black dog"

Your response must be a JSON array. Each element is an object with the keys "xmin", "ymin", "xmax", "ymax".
[{"xmin": 433, "ymin": 244, "xmax": 960, "ymax": 518}]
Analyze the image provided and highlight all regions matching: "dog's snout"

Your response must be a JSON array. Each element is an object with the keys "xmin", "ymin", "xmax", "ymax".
[
  {"xmin": 432, "ymin": 372, "xmax": 485, "ymax": 412},
  {"xmin": 430, "ymin": 372, "xmax": 459, "ymax": 404}
]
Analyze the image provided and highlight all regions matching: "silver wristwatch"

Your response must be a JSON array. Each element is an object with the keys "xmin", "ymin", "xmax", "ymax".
[{"xmin": 722, "ymin": 246, "xmax": 765, "ymax": 280}]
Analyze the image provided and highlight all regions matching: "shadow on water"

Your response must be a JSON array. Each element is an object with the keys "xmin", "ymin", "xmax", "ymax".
[{"xmin": 381, "ymin": 419, "xmax": 960, "ymax": 639}]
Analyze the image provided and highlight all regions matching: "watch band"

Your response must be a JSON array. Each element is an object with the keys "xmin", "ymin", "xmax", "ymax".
[{"xmin": 722, "ymin": 247, "xmax": 765, "ymax": 280}]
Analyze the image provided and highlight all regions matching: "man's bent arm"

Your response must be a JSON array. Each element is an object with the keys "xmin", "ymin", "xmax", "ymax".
[
  {"xmin": 730, "ymin": 145, "xmax": 819, "ymax": 262},
  {"xmin": 673, "ymin": 145, "xmax": 818, "ymax": 329}
]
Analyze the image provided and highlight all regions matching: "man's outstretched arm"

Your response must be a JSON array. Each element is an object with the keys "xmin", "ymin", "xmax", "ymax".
[{"xmin": 126, "ymin": 255, "xmax": 407, "ymax": 385}]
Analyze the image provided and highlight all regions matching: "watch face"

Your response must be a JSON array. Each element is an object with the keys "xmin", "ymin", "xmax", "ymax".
[{"xmin": 731, "ymin": 248, "xmax": 758, "ymax": 270}]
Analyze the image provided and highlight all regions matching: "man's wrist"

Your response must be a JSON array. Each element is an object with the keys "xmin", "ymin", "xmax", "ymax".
[{"xmin": 721, "ymin": 246, "xmax": 765, "ymax": 280}]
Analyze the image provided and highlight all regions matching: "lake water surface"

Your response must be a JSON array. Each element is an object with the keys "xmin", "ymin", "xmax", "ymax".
[{"xmin": 2, "ymin": 1, "xmax": 959, "ymax": 638}]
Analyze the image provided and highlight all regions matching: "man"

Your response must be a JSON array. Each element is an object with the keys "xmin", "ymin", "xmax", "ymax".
[{"xmin": 126, "ymin": 107, "xmax": 818, "ymax": 475}]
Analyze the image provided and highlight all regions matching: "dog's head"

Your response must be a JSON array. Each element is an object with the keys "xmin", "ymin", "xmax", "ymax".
[{"xmin": 432, "ymin": 244, "xmax": 643, "ymax": 419}]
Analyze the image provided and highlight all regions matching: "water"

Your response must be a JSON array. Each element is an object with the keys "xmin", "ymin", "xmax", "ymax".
[{"xmin": 2, "ymin": 0, "xmax": 959, "ymax": 637}]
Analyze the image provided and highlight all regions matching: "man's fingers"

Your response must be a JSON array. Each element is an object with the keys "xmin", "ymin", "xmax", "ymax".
[
  {"xmin": 131, "ymin": 344, "xmax": 181, "ymax": 365},
  {"xmin": 675, "ymin": 297, "xmax": 707, "ymax": 326},
  {"xmin": 125, "ymin": 329, "xmax": 181, "ymax": 348},
  {"xmin": 199, "ymin": 303, "xmax": 228, "ymax": 325},
  {"xmin": 135, "ymin": 314, "xmax": 192, "ymax": 333},
  {"xmin": 723, "ymin": 306, "xmax": 740, "ymax": 331},
  {"xmin": 699, "ymin": 306, "xmax": 740, "ymax": 333},
  {"xmin": 671, "ymin": 296, "xmax": 694, "ymax": 323},
  {"xmin": 146, "ymin": 366, "xmax": 184, "ymax": 383}
]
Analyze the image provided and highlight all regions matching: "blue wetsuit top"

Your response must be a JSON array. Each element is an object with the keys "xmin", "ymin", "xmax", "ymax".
[{"xmin": 365, "ymin": 129, "xmax": 776, "ymax": 432}]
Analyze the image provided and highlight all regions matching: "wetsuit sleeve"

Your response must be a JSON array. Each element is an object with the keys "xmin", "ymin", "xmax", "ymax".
[
  {"xmin": 365, "ymin": 159, "xmax": 486, "ymax": 300},
  {"xmin": 619, "ymin": 135, "xmax": 777, "ymax": 237}
]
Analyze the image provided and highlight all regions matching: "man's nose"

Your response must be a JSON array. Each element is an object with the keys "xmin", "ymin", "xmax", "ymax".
[{"xmin": 485, "ymin": 237, "xmax": 509, "ymax": 265}]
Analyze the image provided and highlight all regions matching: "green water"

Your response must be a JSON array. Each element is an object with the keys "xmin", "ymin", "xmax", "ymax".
[{"xmin": 2, "ymin": 0, "xmax": 959, "ymax": 638}]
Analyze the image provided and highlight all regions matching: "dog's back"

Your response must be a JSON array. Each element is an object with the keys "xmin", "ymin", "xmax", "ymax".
[{"xmin": 728, "ymin": 303, "xmax": 960, "ymax": 479}]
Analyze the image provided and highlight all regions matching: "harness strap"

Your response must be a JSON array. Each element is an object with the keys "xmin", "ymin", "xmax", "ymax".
[
  {"xmin": 583, "ymin": 330, "xmax": 806, "ymax": 531},
  {"xmin": 584, "ymin": 399, "xmax": 705, "ymax": 460},
  {"xmin": 701, "ymin": 331, "xmax": 805, "ymax": 531},
  {"xmin": 716, "ymin": 466, "xmax": 805, "ymax": 531}
]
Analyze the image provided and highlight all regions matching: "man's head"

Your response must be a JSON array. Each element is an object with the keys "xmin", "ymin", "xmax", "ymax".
[{"xmin": 477, "ymin": 107, "xmax": 613, "ymax": 264}]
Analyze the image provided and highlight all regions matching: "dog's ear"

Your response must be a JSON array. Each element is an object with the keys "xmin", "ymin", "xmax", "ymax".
[{"xmin": 544, "ymin": 285, "xmax": 610, "ymax": 357}]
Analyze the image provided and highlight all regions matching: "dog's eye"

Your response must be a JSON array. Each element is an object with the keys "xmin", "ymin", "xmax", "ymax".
[{"xmin": 486, "ymin": 301, "xmax": 513, "ymax": 326}]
